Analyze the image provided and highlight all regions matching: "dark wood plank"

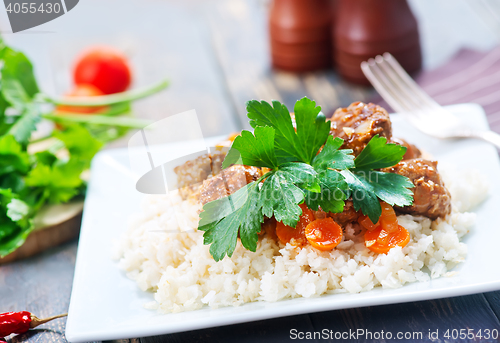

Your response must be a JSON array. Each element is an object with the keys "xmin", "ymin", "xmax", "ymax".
[
  {"xmin": 0, "ymin": 241, "xmax": 77, "ymax": 343},
  {"xmin": 140, "ymin": 314, "xmax": 318, "ymax": 343},
  {"xmin": 309, "ymin": 294, "xmax": 500, "ymax": 342},
  {"xmin": 484, "ymin": 290, "xmax": 500, "ymax": 322}
]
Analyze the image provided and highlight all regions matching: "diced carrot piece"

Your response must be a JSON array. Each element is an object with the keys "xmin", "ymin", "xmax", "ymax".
[
  {"xmin": 380, "ymin": 202, "xmax": 398, "ymax": 233},
  {"xmin": 376, "ymin": 228, "xmax": 390, "ymax": 245},
  {"xmin": 358, "ymin": 202, "xmax": 398, "ymax": 233},
  {"xmin": 364, "ymin": 225, "xmax": 410, "ymax": 254},
  {"xmin": 358, "ymin": 215, "xmax": 379, "ymax": 231},
  {"xmin": 276, "ymin": 203, "xmax": 314, "ymax": 246},
  {"xmin": 381, "ymin": 219, "xmax": 399, "ymax": 234},
  {"xmin": 305, "ymin": 218, "xmax": 343, "ymax": 251}
]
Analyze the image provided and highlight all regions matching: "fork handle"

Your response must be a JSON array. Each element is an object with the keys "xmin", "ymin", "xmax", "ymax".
[{"xmin": 474, "ymin": 130, "xmax": 500, "ymax": 150}]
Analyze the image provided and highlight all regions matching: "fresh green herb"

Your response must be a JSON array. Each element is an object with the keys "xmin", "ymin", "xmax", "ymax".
[
  {"xmin": 222, "ymin": 127, "xmax": 278, "ymax": 169},
  {"xmin": 260, "ymin": 166, "xmax": 308, "ymax": 227},
  {"xmin": 199, "ymin": 97, "xmax": 414, "ymax": 261},
  {"xmin": 7, "ymin": 104, "xmax": 41, "ymax": 144},
  {"xmin": 353, "ymin": 134, "xmax": 407, "ymax": 170},
  {"xmin": 247, "ymin": 98, "xmax": 330, "ymax": 164},
  {"xmin": 0, "ymin": 39, "xmax": 168, "ymax": 257},
  {"xmin": 199, "ymin": 180, "xmax": 264, "ymax": 261},
  {"xmin": 312, "ymin": 136, "xmax": 355, "ymax": 171},
  {"xmin": 341, "ymin": 135, "xmax": 414, "ymax": 223},
  {"xmin": 0, "ymin": 189, "xmax": 33, "ymax": 257}
]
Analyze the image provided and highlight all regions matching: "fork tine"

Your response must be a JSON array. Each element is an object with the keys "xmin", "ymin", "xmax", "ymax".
[
  {"xmin": 362, "ymin": 54, "xmax": 464, "ymax": 134},
  {"xmin": 374, "ymin": 55, "xmax": 430, "ymax": 113},
  {"xmin": 382, "ymin": 53, "xmax": 441, "ymax": 111},
  {"xmin": 361, "ymin": 59, "xmax": 413, "ymax": 114},
  {"xmin": 380, "ymin": 53, "xmax": 463, "ymax": 126},
  {"xmin": 361, "ymin": 53, "xmax": 499, "ymax": 142}
]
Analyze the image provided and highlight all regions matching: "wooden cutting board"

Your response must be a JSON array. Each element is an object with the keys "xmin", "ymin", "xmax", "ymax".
[{"xmin": 0, "ymin": 201, "xmax": 84, "ymax": 264}]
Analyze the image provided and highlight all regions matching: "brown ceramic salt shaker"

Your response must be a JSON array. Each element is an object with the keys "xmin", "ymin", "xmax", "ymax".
[
  {"xmin": 270, "ymin": 0, "xmax": 332, "ymax": 72},
  {"xmin": 333, "ymin": 0, "xmax": 422, "ymax": 84}
]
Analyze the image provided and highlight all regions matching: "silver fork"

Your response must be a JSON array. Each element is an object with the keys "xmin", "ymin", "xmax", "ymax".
[{"xmin": 360, "ymin": 53, "xmax": 500, "ymax": 149}]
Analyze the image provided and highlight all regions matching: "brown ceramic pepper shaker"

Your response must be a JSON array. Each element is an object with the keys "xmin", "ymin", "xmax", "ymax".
[
  {"xmin": 270, "ymin": 0, "xmax": 333, "ymax": 72},
  {"xmin": 333, "ymin": 0, "xmax": 422, "ymax": 84}
]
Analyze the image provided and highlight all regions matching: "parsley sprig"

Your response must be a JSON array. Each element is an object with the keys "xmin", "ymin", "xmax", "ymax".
[
  {"xmin": 0, "ymin": 39, "xmax": 168, "ymax": 257},
  {"xmin": 199, "ymin": 97, "xmax": 414, "ymax": 261}
]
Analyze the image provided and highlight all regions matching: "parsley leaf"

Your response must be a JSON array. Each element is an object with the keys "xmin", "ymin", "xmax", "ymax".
[
  {"xmin": 0, "ymin": 46, "xmax": 41, "ymax": 144},
  {"xmin": 341, "ymin": 169, "xmax": 414, "ymax": 223},
  {"xmin": 369, "ymin": 171, "xmax": 414, "ymax": 207},
  {"xmin": 200, "ymin": 98, "xmax": 415, "ymax": 261},
  {"xmin": 279, "ymin": 163, "xmax": 321, "ymax": 193},
  {"xmin": 222, "ymin": 126, "xmax": 278, "ymax": 169},
  {"xmin": 339, "ymin": 135, "xmax": 413, "ymax": 222},
  {"xmin": 340, "ymin": 169, "xmax": 383, "ymax": 223},
  {"xmin": 354, "ymin": 135, "xmax": 407, "ymax": 170},
  {"xmin": 1, "ymin": 48, "xmax": 39, "ymax": 98},
  {"xmin": 247, "ymin": 100, "xmax": 298, "ymax": 163},
  {"xmin": 0, "ymin": 135, "xmax": 30, "ymax": 175},
  {"xmin": 0, "ymin": 188, "xmax": 34, "ymax": 257},
  {"xmin": 305, "ymin": 169, "xmax": 348, "ymax": 213},
  {"xmin": 2, "ymin": 79, "xmax": 31, "ymax": 111},
  {"xmin": 199, "ymin": 181, "xmax": 263, "ymax": 261},
  {"xmin": 312, "ymin": 135, "xmax": 355, "ymax": 171},
  {"xmin": 25, "ymin": 159, "xmax": 86, "ymax": 203},
  {"xmin": 34, "ymin": 151, "xmax": 57, "ymax": 166},
  {"xmin": 221, "ymin": 146, "xmax": 243, "ymax": 169},
  {"xmin": 260, "ymin": 168, "xmax": 305, "ymax": 227},
  {"xmin": 54, "ymin": 125, "xmax": 103, "ymax": 167},
  {"xmin": 293, "ymin": 97, "xmax": 331, "ymax": 164},
  {"xmin": 246, "ymin": 98, "xmax": 330, "ymax": 164},
  {"xmin": 6, "ymin": 104, "xmax": 41, "ymax": 144},
  {"xmin": 305, "ymin": 135, "xmax": 353, "ymax": 213}
]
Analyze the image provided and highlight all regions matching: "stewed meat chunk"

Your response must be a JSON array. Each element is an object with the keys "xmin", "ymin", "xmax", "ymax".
[
  {"xmin": 329, "ymin": 102, "xmax": 392, "ymax": 156},
  {"xmin": 198, "ymin": 165, "xmax": 262, "ymax": 205},
  {"xmin": 174, "ymin": 152, "xmax": 226, "ymax": 199},
  {"xmin": 381, "ymin": 159, "xmax": 451, "ymax": 219},
  {"xmin": 327, "ymin": 200, "xmax": 360, "ymax": 226}
]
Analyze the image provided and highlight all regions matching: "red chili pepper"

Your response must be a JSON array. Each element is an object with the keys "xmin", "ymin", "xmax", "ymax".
[
  {"xmin": 0, "ymin": 311, "xmax": 67, "ymax": 337},
  {"xmin": 0, "ymin": 311, "xmax": 31, "ymax": 337}
]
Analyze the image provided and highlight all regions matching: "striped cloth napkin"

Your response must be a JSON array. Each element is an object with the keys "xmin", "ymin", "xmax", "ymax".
[{"xmin": 373, "ymin": 46, "xmax": 500, "ymax": 134}]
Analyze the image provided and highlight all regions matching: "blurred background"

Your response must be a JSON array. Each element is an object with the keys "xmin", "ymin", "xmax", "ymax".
[{"xmin": 1, "ymin": 0, "xmax": 499, "ymax": 142}]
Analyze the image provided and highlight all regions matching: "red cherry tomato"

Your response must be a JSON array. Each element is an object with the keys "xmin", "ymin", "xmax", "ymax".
[
  {"xmin": 56, "ymin": 84, "xmax": 106, "ymax": 114},
  {"xmin": 73, "ymin": 46, "xmax": 132, "ymax": 94}
]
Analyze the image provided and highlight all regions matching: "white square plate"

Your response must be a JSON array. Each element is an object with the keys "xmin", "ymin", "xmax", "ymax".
[{"xmin": 66, "ymin": 104, "xmax": 500, "ymax": 342}]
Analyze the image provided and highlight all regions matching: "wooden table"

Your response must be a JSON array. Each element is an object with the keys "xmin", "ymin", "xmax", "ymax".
[{"xmin": 1, "ymin": 0, "xmax": 500, "ymax": 342}]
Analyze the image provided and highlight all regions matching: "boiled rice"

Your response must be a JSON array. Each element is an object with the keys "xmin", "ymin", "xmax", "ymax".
[{"xmin": 113, "ymin": 167, "xmax": 488, "ymax": 313}]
